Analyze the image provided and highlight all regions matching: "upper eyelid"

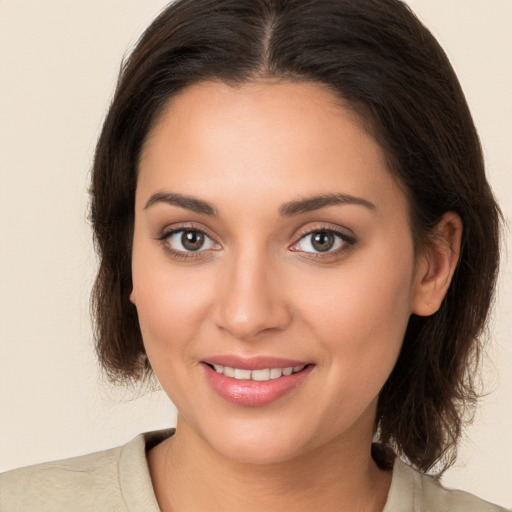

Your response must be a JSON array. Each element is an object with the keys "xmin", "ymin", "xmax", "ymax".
[
  {"xmin": 293, "ymin": 223, "xmax": 356, "ymax": 241},
  {"xmin": 158, "ymin": 222, "xmax": 217, "ymax": 241}
]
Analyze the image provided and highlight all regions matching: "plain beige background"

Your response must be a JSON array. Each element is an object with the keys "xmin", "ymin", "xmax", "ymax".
[{"xmin": 0, "ymin": 0, "xmax": 511, "ymax": 508}]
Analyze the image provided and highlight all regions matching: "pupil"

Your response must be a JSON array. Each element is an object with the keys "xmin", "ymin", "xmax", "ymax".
[
  {"xmin": 182, "ymin": 230, "xmax": 204, "ymax": 251},
  {"xmin": 312, "ymin": 231, "xmax": 334, "ymax": 252}
]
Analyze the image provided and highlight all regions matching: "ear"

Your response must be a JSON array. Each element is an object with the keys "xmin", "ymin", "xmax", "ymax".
[
  {"xmin": 411, "ymin": 212, "xmax": 463, "ymax": 316},
  {"xmin": 129, "ymin": 289, "xmax": 136, "ymax": 305}
]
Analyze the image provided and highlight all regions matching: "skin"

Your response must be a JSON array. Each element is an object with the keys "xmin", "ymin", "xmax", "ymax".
[{"xmin": 130, "ymin": 80, "xmax": 462, "ymax": 511}]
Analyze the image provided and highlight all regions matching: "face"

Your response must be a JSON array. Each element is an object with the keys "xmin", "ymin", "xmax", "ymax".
[{"xmin": 131, "ymin": 80, "xmax": 422, "ymax": 464}]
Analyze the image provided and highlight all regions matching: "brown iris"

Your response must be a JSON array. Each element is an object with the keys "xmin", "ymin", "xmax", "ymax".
[
  {"xmin": 311, "ymin": 231, "xmax": 335, "ymax": 252},
  {"xmin": 181, "ymin": 230, "xmax": 205, "ymax": 251}
]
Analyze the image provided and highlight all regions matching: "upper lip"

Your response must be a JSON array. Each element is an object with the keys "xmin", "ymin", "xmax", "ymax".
[{"xmin": 202, "ymin": 355, "xmax": 312, "ymax": 370}]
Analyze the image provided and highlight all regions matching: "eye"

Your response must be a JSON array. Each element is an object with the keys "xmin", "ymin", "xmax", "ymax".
[
  {"xmin": 292, "ymin": 229, "xmax": 353, "ymax": 254},
  {"xmin": 164, "ymin": 229, "xmax": 219, "ymax": 252}
]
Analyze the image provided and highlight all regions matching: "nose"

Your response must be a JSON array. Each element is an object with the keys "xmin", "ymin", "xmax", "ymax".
[{"xmin": 213, "ymin": 250, "xmax": 293, "ymax": 340}]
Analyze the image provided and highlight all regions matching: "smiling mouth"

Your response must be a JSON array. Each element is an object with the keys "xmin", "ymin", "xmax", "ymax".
[{"xmin": 205, "ymin": 363, "xmax": 309, "ymax": 382}]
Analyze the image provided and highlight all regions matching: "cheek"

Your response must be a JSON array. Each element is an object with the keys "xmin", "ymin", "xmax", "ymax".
[
  {"xmin": 132, "ymin": 264, "xmax": 216, "ymax": 406},
  {"xmin": 297, "ymin": 242, "xmax": 415, "ymax": 379},
  {"xmin": 131, "ymin": 246, "xmax": 214, "ymax": 355}
]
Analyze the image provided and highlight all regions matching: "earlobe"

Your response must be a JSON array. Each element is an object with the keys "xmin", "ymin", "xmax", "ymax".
[
  {"xmin": 129, "ymin": 290, "xmax": 136, "ymax": 305},
  {"xmin": 411, "ymin": 212, "xmax": 463, "ymax": 317}
]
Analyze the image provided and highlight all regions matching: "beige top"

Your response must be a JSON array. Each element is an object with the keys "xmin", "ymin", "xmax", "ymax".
[{"xmin": 0, "ymin": 429, "xmax": 507, "ymax": 511}]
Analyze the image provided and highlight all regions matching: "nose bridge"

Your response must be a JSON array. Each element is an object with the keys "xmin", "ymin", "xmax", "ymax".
[{"xmin": 214, "ymin": 244, "xmax": 291, "ymax": 340}]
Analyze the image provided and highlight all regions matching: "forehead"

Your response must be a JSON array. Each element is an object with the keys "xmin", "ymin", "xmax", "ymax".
[{"xmin": 137, "ymin": 80, "xmax": 407, "ymax": 216}]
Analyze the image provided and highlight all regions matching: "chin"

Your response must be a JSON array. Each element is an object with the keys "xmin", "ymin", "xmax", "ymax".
[{"xmin": 190, "ymin": 413, "xmax": 327, "ymax": 466}]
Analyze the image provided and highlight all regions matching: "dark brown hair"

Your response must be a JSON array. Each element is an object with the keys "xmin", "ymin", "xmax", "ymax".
[{"xmin": 91, "ymin": 0, "xmax": 501, "ymax": 473}]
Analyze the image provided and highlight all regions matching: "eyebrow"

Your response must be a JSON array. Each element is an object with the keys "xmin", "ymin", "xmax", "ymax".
[
  {"xmin": 144, "ymin": 191, "xmax": 376, "ymax": 217},
  {"xmin": 279, "ymin": 193, "xmax": 376, "ymax": 216},
  {"xmin": 144, "ymin": 192, "xmax": 219, "ymax": 216}
]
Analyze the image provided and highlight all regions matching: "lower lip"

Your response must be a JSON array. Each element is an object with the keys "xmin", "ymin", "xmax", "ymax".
[{"xmin": 203, "ymin": 364, "xmax": 314, "ymax": 407}]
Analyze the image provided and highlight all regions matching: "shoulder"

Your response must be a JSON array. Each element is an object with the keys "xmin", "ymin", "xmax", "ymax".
[
  {"xmin": 385, "ymin": 457, "xmax": 509, "ymax": 512},
  {"xmin": 0, "ymin": 445, "xmax": 125, "ymax": 512},
  {"xmin": 0, "ymin": 430, "xmax": 171, "ymax": 512}
]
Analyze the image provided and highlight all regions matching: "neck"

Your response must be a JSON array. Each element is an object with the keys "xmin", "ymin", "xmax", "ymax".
[{"xmin": 148, "ymin": 418, "xmax": 392, "ymax": 512}]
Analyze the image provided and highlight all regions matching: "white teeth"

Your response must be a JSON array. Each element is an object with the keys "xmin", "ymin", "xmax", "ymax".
[
  {"xmin": 270, "ymin": 368, "xmax": 283, "ymax": 379},
  {"xmin": 251, "ymin": 368, "xmax": 270, "ymax": 381},
  {"xmin": 234, "ymin": 368, "xmax": 252, "ymax": 380},
  {"xmin": 210, "ymin": 364, "xmax": 306, "ymax": 381},
  {"xmin": 224, "ymin": 366, "xmax": 235, "ymax": 378}
]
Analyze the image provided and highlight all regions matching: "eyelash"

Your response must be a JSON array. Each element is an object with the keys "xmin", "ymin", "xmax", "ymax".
[
  {"xmin": 157, "ymin": 224, "xmax": 220, "ymax": 261},
  {"xmin": 156, "ymin": 224, "xmax": 356, "ymax": 261},
  {"xmin": 290, "ymin": 226, "xmax": 356, "ymax": 260}
]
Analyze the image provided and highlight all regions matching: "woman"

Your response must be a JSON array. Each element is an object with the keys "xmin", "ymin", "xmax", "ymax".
[{"xmin": 0, "ymin": 0, "xmax": 507, "ymax": 510}]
